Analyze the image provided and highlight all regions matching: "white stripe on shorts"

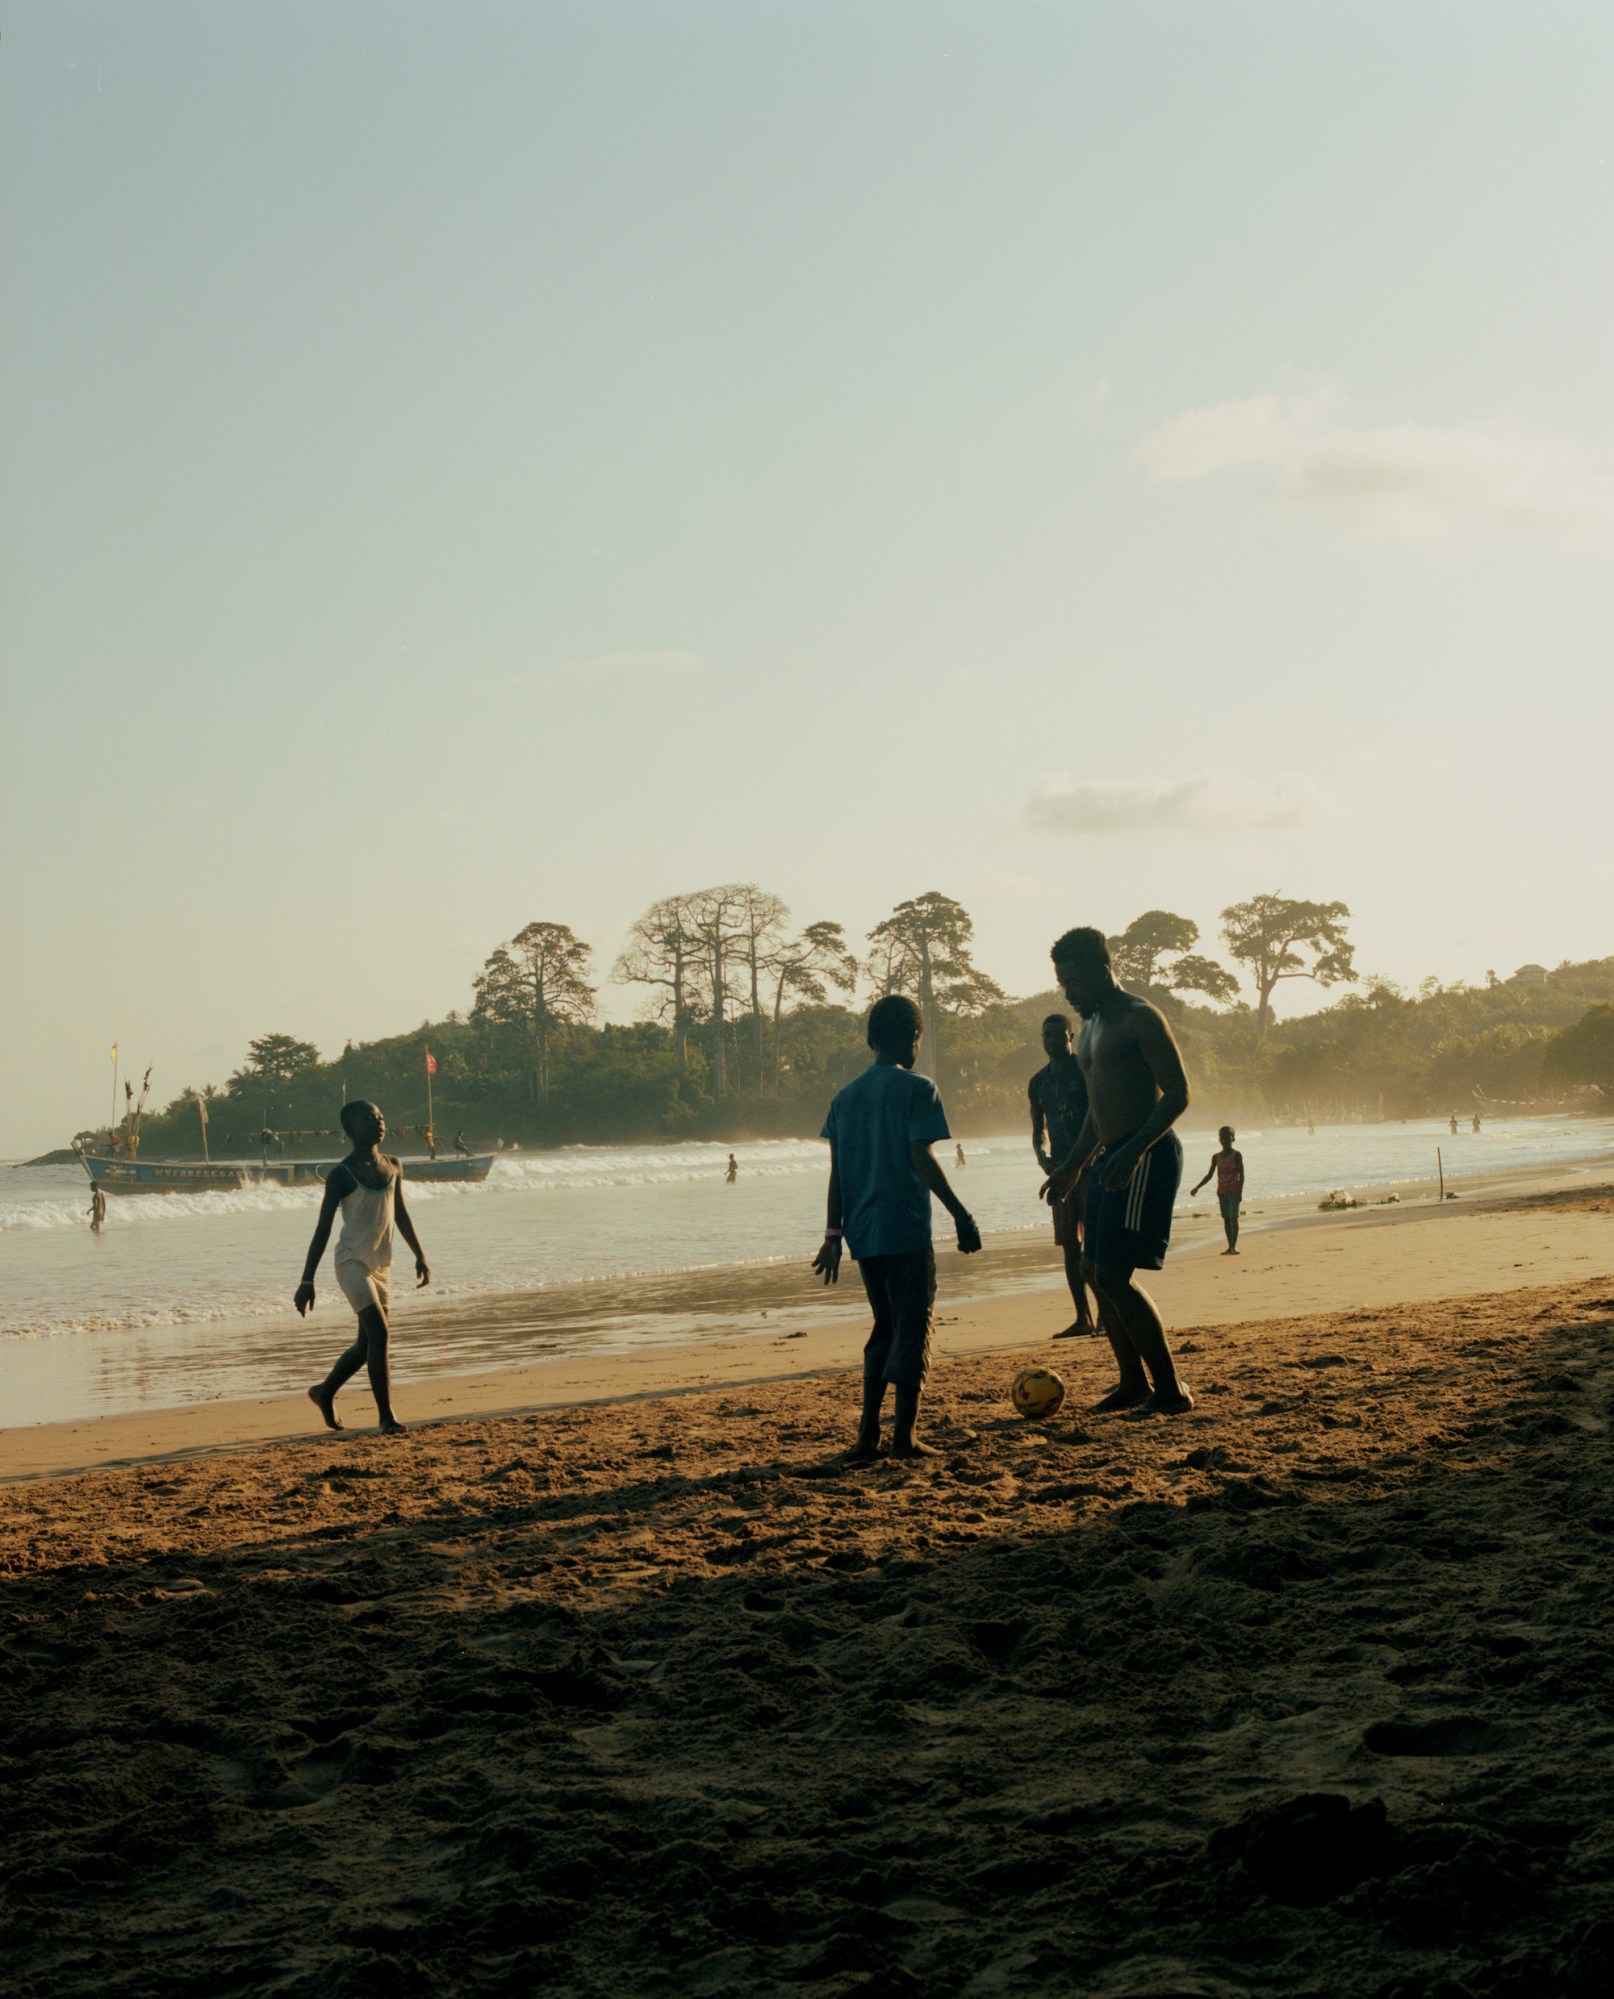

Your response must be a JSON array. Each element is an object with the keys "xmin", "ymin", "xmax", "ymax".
[{"xmin": 1124, "ymin": 1149, "xmax": 1151, "ymax": 1232}]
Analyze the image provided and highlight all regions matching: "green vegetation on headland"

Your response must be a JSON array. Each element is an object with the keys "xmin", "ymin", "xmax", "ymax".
[{"xmin": 71, "ymin": 889, "xmax": 1614, "ymax": 1160}]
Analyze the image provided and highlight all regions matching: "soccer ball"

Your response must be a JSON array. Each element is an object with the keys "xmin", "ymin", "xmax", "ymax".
[{"xmin": 1011, "ymin": 1367, "xmax": 1066, "ymax": 1419}]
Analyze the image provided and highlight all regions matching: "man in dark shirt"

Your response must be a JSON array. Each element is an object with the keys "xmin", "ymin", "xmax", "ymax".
[{"xmin": 1029, "ymin": 1013, "xmax": 1097, "ymax": 1339}]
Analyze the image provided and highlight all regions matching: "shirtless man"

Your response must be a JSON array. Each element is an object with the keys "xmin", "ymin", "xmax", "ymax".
[
  {"xmin": 295, "ymin": 1101, "xmax": 430, "ymax": 1435},
  {"xmin": 1041, "ymin": 927, "xmax": 1193, "ymax": 1415},
  {"xmin": 1029, "ymin": 1013, "xmax": 1098, "ymax": 1338}
]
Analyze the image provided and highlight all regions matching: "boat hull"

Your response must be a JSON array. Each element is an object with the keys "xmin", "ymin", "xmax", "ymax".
[{"xmin": 81, "ymin": 1155, "xmax": 496, "ymax": 1194}]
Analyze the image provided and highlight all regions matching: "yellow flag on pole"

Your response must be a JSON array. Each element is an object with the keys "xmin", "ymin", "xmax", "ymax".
[{"xmin": 110, "ymin": 1044, "xmax": 118, "ymax": 1064}]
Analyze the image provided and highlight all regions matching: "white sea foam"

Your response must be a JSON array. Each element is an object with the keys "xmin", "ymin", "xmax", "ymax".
[{"xmin": 3, "ymin": 1120, "xmax": 1610, "ymax": 1376}]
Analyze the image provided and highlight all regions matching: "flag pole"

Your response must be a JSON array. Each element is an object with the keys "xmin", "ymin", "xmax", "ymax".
[
  {"xmin": 425, "ymin": 1048, "xmax": 435, "ymax": 1138},
  {"xmin": 110, "ymin": 1044, "xmax": 119, "ymax": 1143}
]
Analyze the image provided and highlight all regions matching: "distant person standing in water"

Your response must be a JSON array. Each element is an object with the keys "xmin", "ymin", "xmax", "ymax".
[
  {"xmin": 296, "ymin": 1101, "xmax": 430, "ymax": 1435},
  {"xmin": 1029, "ymin": 1013, "xmax": 1098, "ymax": 1339},
  {"xmin": 725, "ymin": 1152, "xmax": 739, "ymax": 1184},
  {"xmin": 1472, "ymin": 1111, "xmax": 1482, "ymax": 1135},
  {"xmin": 88, "ymin": 1183, "xmax": 107, "ymax": 1234},
  {"xmin": 1041, "ymin": 928, "xmax": 1193, "ymax": 1415},
  {"xmin": 955, "ymin": 1143, "xmax": 967, "ymax": 1169},
  {"xmin": 814, "ymin": 995, "xmax": 980, "ymax": 1459},
  {"xmin": 1191, "ymin": 1127, "xmax": 1245, "ymax": 1255}
]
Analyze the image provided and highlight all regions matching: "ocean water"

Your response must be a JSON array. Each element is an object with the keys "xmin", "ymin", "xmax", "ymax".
[{"xmin": 1, "ymin": 1115, "xmax": 1609, "ymax": 1429}]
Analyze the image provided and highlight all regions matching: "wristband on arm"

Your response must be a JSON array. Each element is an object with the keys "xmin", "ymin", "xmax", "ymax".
[{"xmin": 823, "ymin": 1227, "xmax": 842, "ymax": 1239}]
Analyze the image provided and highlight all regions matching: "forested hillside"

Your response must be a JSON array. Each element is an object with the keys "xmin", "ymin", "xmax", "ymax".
[{"xmin": 96, "ymin": 888, "xmax": 1614, "ymax": 1158}]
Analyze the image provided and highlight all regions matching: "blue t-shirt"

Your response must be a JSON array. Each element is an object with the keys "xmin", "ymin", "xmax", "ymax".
[{"xmin": 821, "ymin": 1062, "xmax": 952, "ymax": 1259}]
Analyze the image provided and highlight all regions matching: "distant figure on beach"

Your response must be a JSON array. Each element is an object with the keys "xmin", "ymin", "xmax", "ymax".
[
  {"xmin": 725, "ymin": 1152, "xmax": 739, "ymax": 1184},
  {"xmin": 814, "ymin": 994, "xmax": 980, "ymax": 1460},
  {"xmin": 955, "ymin": 1143, "xmax": 967, "ymax": 1169},
  {"xmin": 1472, "ymin": 1111, "xmax": 1482, "ymax": 1135},
  {"xmin": 1041, "ymin": 927, "xmax": 1193, "ymax": 1415},
  {"xmin": 1191, "ymin": 1127, "xmax": 1245, "ymax": 1255},
  {"xmin": 1449, "ymin": 1112, "xmax": 1460, "ymax": 1137},
  {"xmin": 454, "ymin": 1129, "xmax": 470, "ymax": 1157},
  {"xmin": 88, "ymin": 1183, "xmax": 106, "ymax": 1234},
  {"xmin": 1307, "ymin": 1116, "xmax": 1316, "ymax": 1137},
  {"xmin": 295, "ymin": 1101, "xmax": 430, "ymax": 1436},
  {"xmin": 1029, "ymin": 1013, "xmax": 1098, "ymax": 1339}
]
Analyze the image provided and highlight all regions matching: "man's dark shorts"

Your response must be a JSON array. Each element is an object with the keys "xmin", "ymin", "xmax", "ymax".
[
  {"xmin": 1084, "ymin": 1133, "xmax": 1183, "ymax": 1272},
  {"xmin": 857, "ymin": 1247, "xmax": 935, "ymax": 1392},
  {"xmin": 1052, "ymin": 1166, "xmax": 1089, "ymax": 1250}
]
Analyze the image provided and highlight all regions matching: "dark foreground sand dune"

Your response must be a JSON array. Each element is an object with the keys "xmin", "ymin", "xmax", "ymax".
[{"xmin": 4, "ymin": 1279, "xmax": 1614, "ymax": 1997}]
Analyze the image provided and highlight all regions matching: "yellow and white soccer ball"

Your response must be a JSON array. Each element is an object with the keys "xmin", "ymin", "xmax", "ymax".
[{"xmin": 1011, "ymin": 1367, "xmax": 1066, "ymax": 1419}]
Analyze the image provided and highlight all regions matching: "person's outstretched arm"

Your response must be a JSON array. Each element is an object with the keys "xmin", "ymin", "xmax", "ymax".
[
  {"xmin": 1190, "ymin": 1153, "xmax": 1216, "ymax": 1195},
  {"xmin": 392, "ymin": 1165, "xmax": 431, "ymax": 1287},
  {"xmin": 911, "ymin": 1143, "xmax": 981, "ymax": 1252},
  {"xmin": 295, "ymin": 1168, "xmax": 352, "ymax": 1315},
  {"xmin": 813, "ymin": 1143, "xmax": 844, "ymax": 1283}
]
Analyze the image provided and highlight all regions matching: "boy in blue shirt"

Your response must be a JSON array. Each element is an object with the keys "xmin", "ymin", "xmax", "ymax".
[{"xmin": 813, "ymin": 995, "xmax": 981, "ymax": 1459}]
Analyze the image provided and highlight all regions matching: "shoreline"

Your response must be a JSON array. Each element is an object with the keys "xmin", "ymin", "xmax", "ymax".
[{"xmin": 4, "ymin": 1160, "xmax": 1609, "ymax": 1485}]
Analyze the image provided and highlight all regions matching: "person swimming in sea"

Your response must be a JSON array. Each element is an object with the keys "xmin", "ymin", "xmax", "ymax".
[{"xmin": 295, "ymin": 1101, "xmax": 430, "ymax": 1435}]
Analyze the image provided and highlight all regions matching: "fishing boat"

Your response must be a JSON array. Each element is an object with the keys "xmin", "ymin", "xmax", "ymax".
[
  {"xmin": 80, "ymin": 1153, "xmax": 496, "ymax": 1194},
  {"xmin": 86, "ymin": 1044, "xmax": 492, "ymax": 1192}
]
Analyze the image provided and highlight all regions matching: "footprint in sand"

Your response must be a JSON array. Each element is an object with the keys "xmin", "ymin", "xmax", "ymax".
[{"xmin": 1363, "ymin": 1716, "xmax": 1519, "ymax": 1757}]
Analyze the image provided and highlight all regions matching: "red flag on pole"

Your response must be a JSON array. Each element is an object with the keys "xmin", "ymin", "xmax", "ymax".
[{"xmin": 424, "ymin": 1049, "xmax": 437, "ymax": 1075}]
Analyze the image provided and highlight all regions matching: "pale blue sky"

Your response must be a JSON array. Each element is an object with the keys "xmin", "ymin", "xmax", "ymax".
[{"xmin": 5, "ymin": 2, "xmax": 1611, "ymax": 1153}]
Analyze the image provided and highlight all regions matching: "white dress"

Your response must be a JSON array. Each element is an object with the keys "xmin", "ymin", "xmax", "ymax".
[{"xmin": 333, "ymin": 1168, "xmax": 396, "ymax": 1316}]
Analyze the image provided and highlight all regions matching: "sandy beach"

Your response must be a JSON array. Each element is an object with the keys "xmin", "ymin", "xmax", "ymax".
[{"xmin": 3, "ymin": 1181, "xmax": 1613, "ymax": 1996}]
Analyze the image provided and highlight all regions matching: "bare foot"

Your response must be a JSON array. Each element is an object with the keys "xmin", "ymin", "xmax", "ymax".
[
  {"xmin": 1126, "ymin": 1381, "xmax": 1195, "ymax": 1417},
  {"xmin": 308, "ymin": 1385, "xmax": 342, "ymax": 1432},
  {"xmin": 1091, "ymin": 1382, "xmax": 1151, "ymax": 1413},
  {"xmin": 377, "ymin": 1417, "xmax": 409, "ymax": 1435},
  {"xmin": 843, "ymin": 1435, "xmax": 881, "ymax": 1464},
  {"xmin": 889, "ymin": 1438, "xmax": 936, "ymax": 1460},
  {"xmin": 1053, "ymin": 1321, "xmax": 1098, "ymax": 1340}
]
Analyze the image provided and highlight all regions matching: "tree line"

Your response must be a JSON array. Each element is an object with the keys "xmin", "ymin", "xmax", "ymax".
[{"xmin": 107, "ymin": 886, "xmax": 1614, "ymax": 1157}]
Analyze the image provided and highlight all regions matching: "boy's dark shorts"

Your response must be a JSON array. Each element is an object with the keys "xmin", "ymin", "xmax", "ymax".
[
  {"xmin": 1218, "ymin": 1192, "xmax": 1241, "ymax": 1227},
  {"xmin": 1084, "ymin": 1133, "xmax": 1183, "ymax": 1272},
  {"xmin": 857, "ymin": 1248, "xmax": 936, "ymax": 1393}
]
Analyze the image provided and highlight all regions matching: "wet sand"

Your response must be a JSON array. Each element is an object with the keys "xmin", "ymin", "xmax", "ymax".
[
  {"xmin": 2, "ymin": 1183, "xmax": 1613, "ymax": 1996},
  {"xmin": 6, "ymin": 1171, "xmax": 1610, "ymax": 1484}
]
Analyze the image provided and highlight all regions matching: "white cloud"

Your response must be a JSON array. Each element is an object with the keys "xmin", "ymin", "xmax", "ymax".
[
  {"xmin": 1134, "ymin": 390, "xmax": 1614, "ymax": 548},
  {"xmin": 1028, "ymin": 772, "xmax": 1313, "ymax": 837},
  {"xmin": 494, "ymin": 649, "xmax": 704, "ymax": 690},
  {"xmin": 551, "ymin": 649, "xmax": 703, "ymax": 677}
]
